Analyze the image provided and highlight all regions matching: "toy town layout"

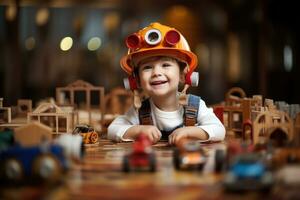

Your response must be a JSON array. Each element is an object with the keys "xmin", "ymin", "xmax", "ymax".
[{"xmin": 1, "ymin": 80, "xmax": 300, "ymax": 200}]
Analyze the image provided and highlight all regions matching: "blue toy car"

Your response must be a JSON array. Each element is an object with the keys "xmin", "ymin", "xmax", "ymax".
[{"xmin": 223, "ymin": 153, "xmax": 273, "ymax": 191}]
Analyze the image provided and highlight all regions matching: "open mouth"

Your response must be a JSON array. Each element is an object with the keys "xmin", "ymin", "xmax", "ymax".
[{"xmin": 150, "ymin": 80, "xmax": 168, "ymax": 86}]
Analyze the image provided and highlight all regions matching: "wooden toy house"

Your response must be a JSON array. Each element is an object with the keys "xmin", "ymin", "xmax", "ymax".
[
  {"xmin": 221, "ymin": 87, "xmax": 252, "ymax": 137},
  {"xmin": 56, "ymin": 80, "xmax": 105, "ymax": 132},
  {"xmin": 105, "ymin": 87, "xmax": 133, "ymax": 115},
  {"xmin": 27, "ymin": 102, "xmax": 74, "ymax": 135}
]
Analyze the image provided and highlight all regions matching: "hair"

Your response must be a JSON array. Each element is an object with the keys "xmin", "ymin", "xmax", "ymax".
[{"xmin": 133, "ymin": 56, "xmax": 187, "ymax": 78}]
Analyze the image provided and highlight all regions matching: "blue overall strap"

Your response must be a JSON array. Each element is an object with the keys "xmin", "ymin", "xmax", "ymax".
[
  {"xmin": 138, "ymin": 98, "xmax": 153, "ymax": 125},
  {"xmin": 184, "ymin": 94, "xmax": 200, "ymax": 126}
]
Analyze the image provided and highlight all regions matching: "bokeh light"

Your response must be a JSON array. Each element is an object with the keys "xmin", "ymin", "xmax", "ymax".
[
  {"xmin": 60, "ymin": 37, "xmax": 73, "ymax": 51},
  {"xmin": 25, "ymin": 37, "xmax": 36, "ymax": 50},
  {"xmin": 87, "ymin": 37, "xmax": 102, "ymax": 51}
]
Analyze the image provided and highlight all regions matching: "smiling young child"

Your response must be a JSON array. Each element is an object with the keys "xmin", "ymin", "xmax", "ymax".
[{"xmin": 108, "ymin": 22, "xmax": 225, "ymax": 145}]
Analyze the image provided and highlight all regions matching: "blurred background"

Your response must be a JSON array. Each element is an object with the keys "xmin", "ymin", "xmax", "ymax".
[{"xmin": 0, "ymin": 0, "xmax": 299, "ymax": 107}]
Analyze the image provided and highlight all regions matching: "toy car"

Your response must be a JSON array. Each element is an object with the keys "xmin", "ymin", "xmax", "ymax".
[
  {"xmin": 122, "ymin": 133, "xmax": 156, "ymax": 172},
  {"xmin": 223, "ymin": 153, "xmax": 273, "ymax": 191},
  {"xmin": 72, "ymin": 124, "xmax": 99, "ymax": 144},
  {"xmin": 0, "ymin": 134, "xmax": 83, "ymax": 184},
  {"xmin": 215, "ymin": 140, "xmax": 255, "ymax": 173},
  {"xmin": 173, "ymin": 139, "xmax": 207, "ymax": 170}
]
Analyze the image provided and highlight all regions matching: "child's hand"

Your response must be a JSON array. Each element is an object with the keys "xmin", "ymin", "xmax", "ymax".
[
  {"xmin": 124, "ymin": 125, "xmax": 162, "ymax": 144},
  {"xmin": 168, "ymin": 127, "xmax": 209, "ymax": 145},
  {"xmin": 141, "ymin": 125, "xmax": 162, "ymax": 144},
  {"xmin": 168, "ymin": 127, "xmax": 189, "ymax": 145}
]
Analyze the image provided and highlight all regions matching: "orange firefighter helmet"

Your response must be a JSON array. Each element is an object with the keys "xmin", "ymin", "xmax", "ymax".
[{"xmin": 120, "ymin": 22, "xmax": 199, "ymax": 90}]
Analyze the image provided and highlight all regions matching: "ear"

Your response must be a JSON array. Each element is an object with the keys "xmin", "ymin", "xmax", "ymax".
[{"xmin": 179, "ymin": 66, "xmax": 189, "ymax": 83}]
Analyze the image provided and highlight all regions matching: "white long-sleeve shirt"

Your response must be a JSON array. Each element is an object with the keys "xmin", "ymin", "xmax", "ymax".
[{"xmin": 107, "ymin": 98, "xmax": 225, "ymax": 142}]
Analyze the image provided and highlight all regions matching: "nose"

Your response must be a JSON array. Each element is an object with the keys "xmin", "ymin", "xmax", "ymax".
[{"xmin": 151, "ymin": 65, "xmax": 162, "ymax": 77}]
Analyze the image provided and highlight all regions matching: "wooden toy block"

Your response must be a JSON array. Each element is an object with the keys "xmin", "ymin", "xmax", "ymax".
[
  {"xmin": 14, "ymin": 122, "xmax": 53, "ymax": 146},
  {"xmin": 17, "ymin": 99, "xmax": 32, "ymax": 117},
  {"xmin": 0, "ymin": 98, "xmax": 12, "ymax": 124}
]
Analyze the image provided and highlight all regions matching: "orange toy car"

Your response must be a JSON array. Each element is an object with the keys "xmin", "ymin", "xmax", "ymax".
[
  {"xmin": 72, "ymin": 125, "xmax": 99, "ymax": 144},
  {"xmin": 173, "ymin": 139, "xmax": 207, "ymax": 170}
]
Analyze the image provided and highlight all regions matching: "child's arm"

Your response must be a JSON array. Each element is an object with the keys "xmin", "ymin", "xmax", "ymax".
[
  {"xmin": 107, "ymin": 106, "xmax": 139, "ymax": 142},
  {"xmin": 123, "ymin": 125, "xmax": 162, "ymax": 144},
  {"xmin": 168, "ymin": 99, "xmax": 225, "ymax": 145},
  {"xmin": 196, "ymin": 99, "xmax": 226, "ymax": 141}
]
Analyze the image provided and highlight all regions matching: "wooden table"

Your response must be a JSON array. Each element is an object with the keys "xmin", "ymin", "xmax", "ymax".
[{"xmin": 0, "ymin": 139, "xmax": 297, "ymax": 200}]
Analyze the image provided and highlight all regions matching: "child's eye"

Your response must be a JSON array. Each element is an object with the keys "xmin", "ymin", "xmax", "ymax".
[
  {"xmin": 141, "ymin": 65, "xmax": 152, "ymax": 71},
  {"xmin": 162, "ymin": 63, "xmax": 171, "ymax": 67}
]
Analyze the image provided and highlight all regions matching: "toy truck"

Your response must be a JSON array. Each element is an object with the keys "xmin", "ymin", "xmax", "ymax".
[
  {"xmin": 122, "ymin": 133, "xmax": 156, "ymax": 172},
  {"xmin": 173, "ymin": 139, "xmax": 207, "ymax": 170},
  {"xmin": 0, "ymin": 134, "xmax": 83, "ymax": 184}
]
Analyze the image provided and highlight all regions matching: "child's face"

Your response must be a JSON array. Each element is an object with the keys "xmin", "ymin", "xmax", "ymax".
[{"xmin": 138, "ymin": 57, "xmax": 181, "ymax": 97}]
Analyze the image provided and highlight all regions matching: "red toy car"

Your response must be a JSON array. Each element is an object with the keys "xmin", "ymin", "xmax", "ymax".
[{"xmin": 122, "ymin": 133, "xmax": 156, "ymax": 172}]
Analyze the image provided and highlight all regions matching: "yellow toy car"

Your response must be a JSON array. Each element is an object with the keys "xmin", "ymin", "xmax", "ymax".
[{"xmin": 72, "ymin": 125, "xmax": 99, "ymax": 144}]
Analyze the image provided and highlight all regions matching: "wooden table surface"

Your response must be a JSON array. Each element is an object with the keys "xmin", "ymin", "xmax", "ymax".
[{"xmin": 0, "ymin": 138, "xmax": 297, "ymax": 200}]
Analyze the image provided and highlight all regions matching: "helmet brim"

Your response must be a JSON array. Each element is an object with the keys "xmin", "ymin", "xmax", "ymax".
[{"xmin": 120, "ymin": 48, "xmax": 198, "ymax": 75}]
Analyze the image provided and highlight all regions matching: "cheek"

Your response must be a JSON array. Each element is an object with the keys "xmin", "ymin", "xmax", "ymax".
[
  {"xmin": 174, "ymin": 76, "xmax": 181, "ymax": 85},
  {"xmin": 171, "ymin": 70, "xmax": 181, "ymax": 83},
  {"xmin": 138, "ymin": 73, "xmax": 149, "ymax": 87}
]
